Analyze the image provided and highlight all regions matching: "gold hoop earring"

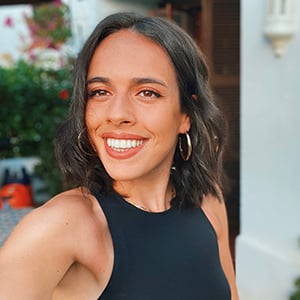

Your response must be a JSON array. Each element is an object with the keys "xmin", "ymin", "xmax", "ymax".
[
  {"xmin": 179, "ymin": 132, "xmax": 192, "ymax": 161},
  {"xmin": 77, "ymin": 128, "xmax": 96, "ymax": 157}
]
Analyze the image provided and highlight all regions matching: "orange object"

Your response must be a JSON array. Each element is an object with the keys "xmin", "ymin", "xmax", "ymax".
[{"xmin": 0, "ymin": 183, "xmax": 33, "ymax": 209}]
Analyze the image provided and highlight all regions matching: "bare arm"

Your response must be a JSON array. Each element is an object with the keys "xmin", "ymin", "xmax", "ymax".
[
  {"xmin": 202, "ymin": 195, "xmax": 239, "ymax": 300},
  {"xmin": 0, "ymin": 201, "xmax": 75, "ymax": 299}
]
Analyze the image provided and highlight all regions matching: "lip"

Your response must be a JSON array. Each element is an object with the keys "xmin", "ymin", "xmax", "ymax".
[{"xmin": 102, "ymin": 132, "xmax": 147, "ymax": 159}]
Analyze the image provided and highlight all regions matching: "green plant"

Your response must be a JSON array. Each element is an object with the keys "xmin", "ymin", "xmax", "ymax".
[
  {"xmin": 0, "ymin": 60, "xmax": 72, "ymax": 198},
  {"xmin": 290, "ymin": 277, "xmax": 300, "ymax": 300},
  {"xmin": 290, "ymin": 239, "xmax": 300, "ymax": 300}
]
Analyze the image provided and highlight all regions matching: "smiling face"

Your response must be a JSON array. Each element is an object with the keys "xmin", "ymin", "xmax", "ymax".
[{"xmin": 85, "ymin": 29, "xmax": 190, "ymax": 186}]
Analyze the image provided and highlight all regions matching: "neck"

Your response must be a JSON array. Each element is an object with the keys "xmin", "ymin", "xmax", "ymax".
[{"xmin": 114, "ymin": 179, "xmax": 175, "ymax": 213}]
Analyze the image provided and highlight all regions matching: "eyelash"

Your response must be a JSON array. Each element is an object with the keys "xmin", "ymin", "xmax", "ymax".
[
  {"xmin": 87, "ymin": 89, "xmax": 162, "ymax": 99},
  {"xmin": 87, "ymin": 89, "xmax": 109, "ymax": 98},
  {"xmin": 139, "ymin": 89, "xmax": 161, "ymax": 98}
]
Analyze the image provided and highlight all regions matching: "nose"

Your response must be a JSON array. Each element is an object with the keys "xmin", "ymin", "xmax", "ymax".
[{"xmin": 106, "ymin": 93, "xmax": 135, "ymax": 126}]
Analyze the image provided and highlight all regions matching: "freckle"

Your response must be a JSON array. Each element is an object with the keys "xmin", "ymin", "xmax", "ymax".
[{"xmin": 65, "ymin": 222, "xmax": 69, "ymax": 226}]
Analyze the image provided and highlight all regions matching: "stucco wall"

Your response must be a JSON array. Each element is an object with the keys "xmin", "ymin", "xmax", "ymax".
[
  {"xmin": 0, "ymin": 4, "xmax": 32, "ymax": 65},
  {"xmin": 236, "ymin": 1, "xmax": 300, "ymax": 299}
]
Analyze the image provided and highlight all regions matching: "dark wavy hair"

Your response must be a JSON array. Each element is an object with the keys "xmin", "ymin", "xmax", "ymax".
[{"xmin": 55, "ymin": 12, "xmax": 227, "ymax": 208}]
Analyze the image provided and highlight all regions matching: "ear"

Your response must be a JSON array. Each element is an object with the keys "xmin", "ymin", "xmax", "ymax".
[
  {"xmin": 178, "ymin": 94, "xmax": 195, "ymax": 133},
  {"xmin": 179, "ymin": 113, "xmax": 191, "ymax": 134}
]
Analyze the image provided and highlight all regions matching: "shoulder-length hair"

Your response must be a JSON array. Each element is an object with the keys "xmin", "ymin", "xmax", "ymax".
[{"xmin": 55, "ymin": 12, "xmax": 227, "ymax": 208}]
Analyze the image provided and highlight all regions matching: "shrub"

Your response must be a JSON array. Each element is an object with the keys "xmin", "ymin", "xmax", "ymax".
[{"xmin": 0, "ymin": 60, "xmax": 72, "ymax": 198}]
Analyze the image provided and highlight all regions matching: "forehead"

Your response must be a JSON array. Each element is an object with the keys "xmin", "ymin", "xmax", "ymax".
[
  {"xmin": 95, "ymin": 29, "xmax": 167, "ymax": 57},
  {"xmin": 88, "ymin": 29, "xmax": 176, "ymax": 81}
]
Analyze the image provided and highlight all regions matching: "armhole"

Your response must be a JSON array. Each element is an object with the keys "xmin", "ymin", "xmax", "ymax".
[{"xmin": 200, "ymin": 195, "xmax": 223, "ymax": 240}]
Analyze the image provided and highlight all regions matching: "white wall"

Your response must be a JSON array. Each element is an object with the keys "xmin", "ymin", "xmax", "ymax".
[
  {"xmin": 0, "ymin": 4, "xmax": 32, "ymax": 66},
  {"xmin": 236, "ymin": 1, "xmax": 300, "ymax": 299}
]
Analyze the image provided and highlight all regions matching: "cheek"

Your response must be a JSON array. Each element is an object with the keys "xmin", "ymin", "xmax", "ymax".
[
  {"xmin": 150, "ymin": 108, "xmax": 182, "ymax": 137},
  {"xmin": 85, "ymin": 103, "xmax": 100, "ymax": 129},
  {"xmin": 85, "ymin": 106, "xmax": 102, "ymax": 152}
]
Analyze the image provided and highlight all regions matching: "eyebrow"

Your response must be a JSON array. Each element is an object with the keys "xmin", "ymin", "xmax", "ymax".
[
  {"xmin": 132, "ymin": 77, "xmax": 167, "ymax": 87},
  {"xmin": 86, "ymin": 76, "xmax": 109, "ymax": 85},
  {"xmin": 86, "ymin": 76, "xmax": 167, "ymax": 87}
]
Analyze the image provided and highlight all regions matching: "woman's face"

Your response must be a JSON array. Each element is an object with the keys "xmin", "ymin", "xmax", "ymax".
[{"xmin": 85, "ymin": 29, "xmax": 190, "ymax": 184}]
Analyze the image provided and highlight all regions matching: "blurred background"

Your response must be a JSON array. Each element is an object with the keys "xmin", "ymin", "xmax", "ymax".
[{"xmin": 0, "ymin": 0, "xmax": 299, "ymax": 299}]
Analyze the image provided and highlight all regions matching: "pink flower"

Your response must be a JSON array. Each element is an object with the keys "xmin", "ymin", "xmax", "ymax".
[
  {"xmin": 4, "ymin": 17, "xmax": 13, "ymax": 27},
  {"xmin": 53, "ymin": 0, "xmax": 62, "ymax": 7},
  {"xmin": 28, "ymin": 51, "xmax": 36, "ymax": 62}
]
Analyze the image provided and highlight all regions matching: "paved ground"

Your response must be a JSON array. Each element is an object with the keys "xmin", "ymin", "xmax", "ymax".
[{"xmin": 0, "ymin": 207, "xmax": 33, "ymax": 246}]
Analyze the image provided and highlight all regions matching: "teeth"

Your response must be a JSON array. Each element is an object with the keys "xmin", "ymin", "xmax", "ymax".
[{"xmin": 107, "ymin": 138, "xmax": 144, "ymax": 151}]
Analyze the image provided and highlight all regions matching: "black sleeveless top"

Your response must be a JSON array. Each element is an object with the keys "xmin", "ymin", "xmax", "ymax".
[{"xmin": 94, "ymin": 191, "xmax": 231, "ymax": 300}]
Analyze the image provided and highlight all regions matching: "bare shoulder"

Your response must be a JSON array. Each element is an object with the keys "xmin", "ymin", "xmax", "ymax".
[
  {"xmin": 0, "ymin": 187, "xmax": 106, "ymax": 299},
  {"xmin": 41, "ymin": 187, "xmax": 98, "ymax": 221},
  {"xmin": 6, "ymin": 187, "xmax": 99, "ymax": 240},
  {"xmin": 201, "ymin": 193, "xmax": 228, "ymax": 238},
  {"xmin": 44, "ymin": 186, "xmax": 95, "ymax": 212},
  {"xmin": 0, "ymin": 187, "xmax": 101, "ymax": 259}
]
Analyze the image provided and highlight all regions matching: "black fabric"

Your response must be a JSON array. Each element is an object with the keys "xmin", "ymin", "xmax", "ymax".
[{"xmin": 94, "ymin": 191, "xmax": 231, "ymax": 300}]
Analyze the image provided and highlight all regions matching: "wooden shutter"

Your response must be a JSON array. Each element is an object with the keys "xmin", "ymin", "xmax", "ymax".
[{"xmin": 202, "ymin": 0, "xmax": 240, "ymax": 161}]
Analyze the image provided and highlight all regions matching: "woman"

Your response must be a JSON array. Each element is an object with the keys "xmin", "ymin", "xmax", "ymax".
[{"xmin": 0, "ymin": 12, "xmax": 239, "ymax": 299}]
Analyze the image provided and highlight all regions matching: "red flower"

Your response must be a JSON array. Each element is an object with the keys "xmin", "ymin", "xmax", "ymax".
[
  {"xmin": 59, "ymin": 89, "xmax": 69, "ymax": 100},
  {"xmin": 4, "ymin": 17, "xmax": 13, "ymax": 27}
]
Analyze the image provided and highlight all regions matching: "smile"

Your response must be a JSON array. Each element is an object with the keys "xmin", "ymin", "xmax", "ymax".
[{"xmin": 107, "ymin": 138, "xmax": 145, "ymax": 152}]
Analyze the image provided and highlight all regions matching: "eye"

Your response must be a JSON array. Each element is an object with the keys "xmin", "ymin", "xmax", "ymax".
[
  {"xmin": 139, "ymin": 89, "xmax": 161, "ymax": 98},
  {"xmin": 87, "ymin": 89, "xmax": 110, "ymax": 99}
]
